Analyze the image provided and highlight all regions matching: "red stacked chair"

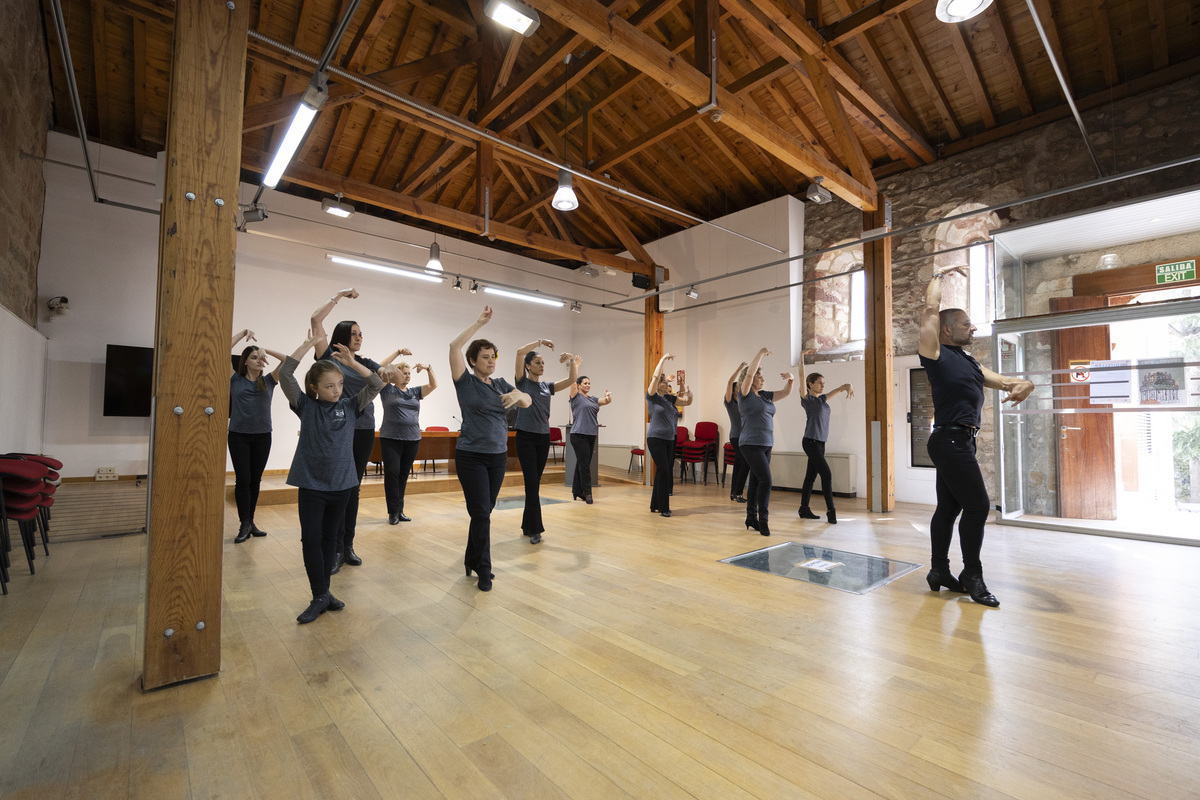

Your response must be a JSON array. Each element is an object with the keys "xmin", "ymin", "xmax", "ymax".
[
  {"xmin": 12, "ymin": 453, "xmax": 62, "ymax": 553},
  {"xmin": 678, "ymin": 421, "xmax": 720, "ymax": 485},
  {"xmin": 0, "ymin": 455, "xmax": 51, "ymax": 592},
  {"xmin": 722, "ymin": 442, "xmax": 735, "ymax": 487}
]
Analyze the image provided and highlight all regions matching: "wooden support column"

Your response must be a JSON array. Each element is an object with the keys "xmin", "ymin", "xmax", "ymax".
[
  {"xmin": 644, "ymin": 294, "xmax": 664, "ymax": 486},
  {"xmin": 143, "ymin": 0, "xmax": 247, "ymax": 690},
  {"xmin": 863, "ymin": 195, "xmax": 894, "ymax": 513}
]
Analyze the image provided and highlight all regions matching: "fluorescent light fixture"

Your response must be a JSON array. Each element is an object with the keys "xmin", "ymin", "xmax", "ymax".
[
  {"xmin": 685, "ymin": 287, "xmax": 699, "ymax": 299},
  {"xmin": 485, "ymin": 0, "xmax": 540, "ymax": 35},
  {"xmin": 483, "ymin": 287, "xmax": 565, "ymax": 308},
  {"xmin": 426, "ymin": 242, "xmax": 443, "ymax": 273},
  {"xmin": 552, "ymin": 168, "xmax": 578, "ymax": 211},
  {"xmin": 321, "ymin": 192, "xmax": 354, "ymax": 218},
  {"xmin": 326, "ymin": 253, "xmax": 445, "ymax": 283},
  {"xmin": 935, "ymin": 0, "xmax": 994, "ymax": 23},
  {"xmin": 263, "ymin": 77, "xmax": 328, "ymax": 188}
]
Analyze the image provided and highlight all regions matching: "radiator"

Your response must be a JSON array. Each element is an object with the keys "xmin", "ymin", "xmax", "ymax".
[{"xmin": 771, "ymin": 452, "xmax": 857, "ymax": 496}]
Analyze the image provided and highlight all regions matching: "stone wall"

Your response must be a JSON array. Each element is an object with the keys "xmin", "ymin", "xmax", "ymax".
[
  {"xmin": 0, "ymin": 0, "xmax": 52, "ymax": 327},
  {"xmin": 802, "ymin": 73, "xmax": 1200, "ymax": 498}
]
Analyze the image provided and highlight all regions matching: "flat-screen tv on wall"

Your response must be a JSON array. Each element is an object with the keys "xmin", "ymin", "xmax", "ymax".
[{"xmin": 103, "ymin": 344, "xmax": 154, "ymax": 417}]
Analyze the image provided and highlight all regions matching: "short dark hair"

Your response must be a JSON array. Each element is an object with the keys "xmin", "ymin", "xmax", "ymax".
[
  {"xmin": 576, "ymin": 375, "xmax": 588, "ymax": 385},
  {"xmin": 806, "ymin": 372, "xmax": 824, "ymax": 388},
  {"xmin": 939, "ymin": 308, "xmax": 966, "ymax": 329},
  {"xmin": 236, "ymin": 346, "xmax": 267, "ymax": 391},
  {"xmin": 466, "ymin": 338, "xmax": 497, "ymax": 369},
  {"xmin": 304, "ymin": 360, "xmax": 342, "ymax": 399},
  {"xmin": 330, "ymin": 320, "xmax": 358, "ymax": 350}
]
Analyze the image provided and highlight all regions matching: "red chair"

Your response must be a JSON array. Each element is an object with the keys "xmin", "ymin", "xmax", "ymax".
[
  {"xmin": 549, "ymin": 427, "xmax": 566, "ymax": 463},
  {"xmin": 678, "ymin": 421, "xmax": 719, "ymax": 484},
  {"xmin": 722, "ymin": 442, "xmax": 735, "ymax": 487},
  {"xmin": 422, "ymin": 426, "xmax": 450, "ymax": 472},
  {"xmin": 628, "ymin": 447, "xmax": 644, "ymax": 474},
  {"xmin": 1, "ymin": 456, "xmax": 51, "ymax": 584}
]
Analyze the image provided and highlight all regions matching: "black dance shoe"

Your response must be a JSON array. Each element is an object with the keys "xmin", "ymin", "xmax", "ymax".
[
  {"xmin": 826, "ymin": 510, "xmax": 837, "ymax": 524},
  {"xmin": 234, "ymin": 522, "xmax": 253, "ymax": 544},
  {"xmin": 584, "ymin": 495, "xmax": 593, "ymax": 505},
  {"xmin": 733, "ymin": 495, "xmax": 747, "ymax": 504},
  {"xmin": 398, "ymin": 513, "xmax": 411, "ymax": 522},
  {"xmin": 330, "ymin": 552, "xmax": 343, "ymax": 575},
  {"xmin": 660, "ymin": 510, "xmax": 672, "ymax": 518},
  {"xmin": 759, "ymin": 522, "xmax": 771, "ymax": 537},
  {"xmin": 925, "ymin": 569, "xmax": 966, "ymax": 593},
  {"xmin": 477, "ymin": 573, "xmax": 493, "ymax": 592},
  {"xmin": 250, "ymin": 521, "xmax": 268, "ymax": 537},
  {"xmin": 326, "ymin": 592, "xmax": 346, "ymax": 611},
  {"xmin": 960, "ymin": 571, "xmax": 1000, "ymax": 607},
  {"xmin": 388, "ymin": 512, "xmax": 401, "ymax": 525},
  {"xmin": 344, "ymin": 547, "xmax": 363, "ymax": 567},
  {"xmin": 798, "ymin": 506, "xmax": 820, "ymax": 520},
  {"xmin": 530, "ymin": 533, "xmax": 543, "ymax": 544},
  {"xmin": 745, "ymin": 517, "xmax": 760, "ymax": 531},
  {"xmin": 296, "ymin": 593, "xmax": 331, "ymax": 624}
]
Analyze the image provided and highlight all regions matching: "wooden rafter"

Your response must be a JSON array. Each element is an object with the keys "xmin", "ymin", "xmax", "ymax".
[
  {"xmin": 1031, "ymin": 0, "xmax": 1073, "ymax": 94},
  {"xmin": 1090, "ymin": 0, "xmax": 1119, "ymax": 88},
  {"xmin": 1147, "ymin": 0, "xmax": 1169, "ymax": 71},
  {"xmin": 799, "ymin": 50, "xmax": 876, "ymax": 190},
  {"xmin": 985, "ymin": 1, "xmax": 1034, "ymax": 116},
  {"xmin": 524, "ymin": 0, "xmax": 877, "ymax": 209},
  {"xmin": 829, "ymin": 0, "xmax": 924, "ymax": 136},
  {"xmin": 341, "ymin": 0, "xmax": 400, "ymax": 71},
  {"xmin": 133, "ymin": 18, "xmax": 147, "ymax": 145},
  {"xmin": 891, "ymin": 12, "xmax": 961, "ymax": 140},
  {"xmin": 92, "ymin": 0, "xmax": 110, "ymax": 140},
  {"xmin": 944, "ymin": 18, "xmax": 996, "ymax": 129},
  {"xmin": 819, "ymin": 0, "xmax": 924, "ymax": 46}
]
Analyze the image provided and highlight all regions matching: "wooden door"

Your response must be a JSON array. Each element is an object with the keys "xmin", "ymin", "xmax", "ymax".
[{"xmin": 1051, "ymin": 296, "xmax": 1117, "ymax": 519}]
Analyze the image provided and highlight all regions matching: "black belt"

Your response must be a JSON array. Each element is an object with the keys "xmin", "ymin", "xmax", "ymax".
[{"xmin": 933, "ymin": 423, "xmax": 979, "ymax": 438}]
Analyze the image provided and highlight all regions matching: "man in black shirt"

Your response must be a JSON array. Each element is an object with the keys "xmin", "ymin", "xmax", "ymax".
[{"xmin": 918, "ymin": 265, "xmax": 1034, "ymax": 607}]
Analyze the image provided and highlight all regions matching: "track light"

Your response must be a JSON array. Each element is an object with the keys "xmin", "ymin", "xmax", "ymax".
[
  {"xmin": 470, "ymin": 281, "xmax": 479, "ymax": 294},
  {"xmin": 580, "ymin": 264, "xmax": 599, "ymax": 278},
  {"xmin": 685, "ymin": 287, "xmax": 699, "ymax": 299},
  {"xmin": 552, "ymin": 168, "xmax": 578, "ymax": 211},
  {"xmin": 264, "ymin": 75, "xmax": 328, "ymax": 188},
  {"xmin": 484, "ymin": 0, "xmax": 540, "ymax": 35},
  {"xmin": 321, "ymin": 192, "xmax": 354, "ymax": 218},
  {"xmin": 326, "ymin": 253, "xmax": 445, "ymax": 283},
  {"xmin": 935, "ymin": 0, "xmax": 994, "ymax": 23},
  {"xmin": 603, "ymin": 265, "xmax": 618, "ymax": 276},
  {"xmin": 805, "ymin": 176, "xmax": 832, "ymax": 204},
  {"xmin": 484, "ymin": 287, "xmax": 566, "ymax": 308},
  {"xmin": 570, "ymin": 301, "xmax": 582, "ymax": 313},
  {"xmin": 240, "ymin": 204, "xmax": 268, "ymax": 224},
  {"xmin": 426, "ymin": 241, "xmax": 443, "ymax": 273},
  {"xmin": 452, "ymin": 276, "xmax": 462, "ymax": 290}
]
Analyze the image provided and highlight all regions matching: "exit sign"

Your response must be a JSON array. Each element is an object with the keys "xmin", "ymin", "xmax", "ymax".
[{"xmin": 1155, "ymin": 259, "xmax": 1196, "ymax": 284}]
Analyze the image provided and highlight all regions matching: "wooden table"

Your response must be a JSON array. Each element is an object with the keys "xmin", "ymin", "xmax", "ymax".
[{"xmin": 376, "ymin": 431, "xmax": 519, "ymax": 474}]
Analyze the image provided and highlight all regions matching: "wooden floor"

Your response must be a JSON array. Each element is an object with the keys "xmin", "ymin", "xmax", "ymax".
[{"xmin": 2, "ymin": 469, "xmax": 1199, "ymax": 799}]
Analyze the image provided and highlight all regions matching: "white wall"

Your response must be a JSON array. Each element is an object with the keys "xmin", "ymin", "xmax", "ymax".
[
  {"xmin": 893, "ymin": 354, "xmax": 938, "ymax": 505},
  {"xmin": 1, "ymin": 303, "xmax": 47, "ymax": 455}
]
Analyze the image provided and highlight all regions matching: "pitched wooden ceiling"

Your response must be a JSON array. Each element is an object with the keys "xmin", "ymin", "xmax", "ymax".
[{"xmin": 41, "ymin": 0, "xmax": 1200, "ymax": 272}]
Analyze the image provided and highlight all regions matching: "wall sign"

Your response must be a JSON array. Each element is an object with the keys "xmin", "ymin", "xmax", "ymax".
[{"xmin": 1155, "ymin": 259, "xmax": 1196, "ymax": 285}]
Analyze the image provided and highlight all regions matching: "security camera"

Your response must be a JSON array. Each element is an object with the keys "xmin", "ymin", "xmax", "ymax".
[
  {"xmin": 805, "ymin": 176, "xmax": 832, "ymax": 204},
  {"xmin": 47, "ymin": 296, "xmax": 71, "ymax": 316}
]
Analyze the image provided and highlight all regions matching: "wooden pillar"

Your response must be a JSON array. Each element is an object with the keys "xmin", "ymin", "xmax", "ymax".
[
  {"xmin": 643, "ymin": 295, "xmax": 663, "ymax": 486},
  {"xmin": 143, "ymin": 0, "xmax": 248, "ymax": 690},
  {"xmin": 863, "ymin": 195, "xmax": 895, "ymax": 512},
  {"xmin": 694, "ymin": 0, "xmax": 719, "ymax": 75}
]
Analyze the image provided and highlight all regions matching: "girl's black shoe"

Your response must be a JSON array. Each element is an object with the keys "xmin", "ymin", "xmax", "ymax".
[
  {"xmin": 826, "ymin": 510, "xmax": 837, "ymax": 524},
  {"xmin": 798, "ymin": 507, "xmax": 820, "ymax": 519},
  {"xmin": 960, "ymin": 571, "xmax": 1000, "ymax": 607},
  {"xmin": 250, "ymin": 522, "xmax": 267, "ymax": 537}
]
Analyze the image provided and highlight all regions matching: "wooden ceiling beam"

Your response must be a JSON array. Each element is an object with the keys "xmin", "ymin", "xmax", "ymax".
[
  {"xmin": 341, "ymin": 0, "xmax": 401, "ymax": 72},
  {"xmin": 699, "ymin": 117, "xmax": 769, "ymax": 197},
  {"xmin": 819, "ymin": 0, "xmax": 924, "ymax": 46},
  {"xmin": 943, "ymin": 18, "xmax": 996, "ymax": 129},
  {"xmin": 984, "ymin": 1, "xmax": 1034, "ymax": 116},
  {"xmin": 891, "ymin": 12, "xmax": 961, "ymax": 139},
  {"xmin": 242, "ymin": 84, "xmax": 363, "ymax": 131},
  {"xmin": 1030, "ymin": 0, "xmax": 1073, "ymax": 94},
  {"xmin": 731, "ymin": 0, "xmax": 935, "ymax": 162},
  {"xmin": 1147, "ymin": 0, "xmax": 1169, "ymax": 71},
  {"xmin": 829, "ymin": 0, "xmax": 924, "ymax": 136},
  {"xmin": 133, "ymin": 18, "xmax": 148, "ymax": 146},
  {"xmin": 92, "ymin": 0, "xmax": 111, "ymax": 141},
  {"xmin": 371, "ymin": 43, "xmax": 485, "ymax": 86},
  {"xmin": 524, "ymin": 0, "xmax": 877, "ymax": 209},
  {"xmin": 798, "ymin": 50, "xmax": 875, "ymax": 190},
  {"xmin": 1089, "ymin": 0, "xmax": 1119, "ymax": 88},
  {"xmin": 242, "ymin": 148, "xmax": 656, "ymax": 275}
]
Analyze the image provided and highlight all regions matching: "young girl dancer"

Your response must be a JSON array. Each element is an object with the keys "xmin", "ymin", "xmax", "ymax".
[
  {"xmin": 279, "ymin": 331, "xmax": 383, "ymax": 624},
  {"xmin": 568, "ymin": 357, "xmax": 612, "ymax": 504},
  {"xmin": 229, "ymin": 328, "xmax": 285, "ymax": 543}
]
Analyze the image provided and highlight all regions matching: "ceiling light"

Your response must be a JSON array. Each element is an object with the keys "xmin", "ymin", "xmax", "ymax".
[
  {"xmin": 570, "ymin": 301, "xmax": 582, "ymax": 313},
  {"xmin": 552, "ymin": 168, "xmax": 578, "ymax": 211},
  {"xmin": 685, "ymin": 287, "xmax": 699, "ymax": 299},
  {"xmin": 470, "ymin": 280, "xmax": 479, "ymax": 294},
  {"xmin": 603, "ymin": 265, "xmax": 618, "ymax": 276},
  {"xmin": 240, "ymin": 204, "xmax": 268, "ymax": 224},
  {"xmin": 485, "ymin": 0, "xmax": 540, "ymax": 36},
  {"xmin": 935, "ymin": 0, "xmax": 994, "ymax": 23},
  {"xmin": 326, "ymin": 253, "xmax": 445, "ymax": 283},
  {"xmin": 321, "ymin": 192, "xmax": 354, "ymax": 218},
  {"xmin": 483, "ymin": 287, "xmax": 565, "ymax": 308},
  {"xmin": 264, "ymin": 75, "xmax": 328, "ymax": 188},
  {"xmin": 805, "ymin": 176, "xmax": 832, "ymax": 204},
  {"xmin": 452, "ymin": 276, "xmax": 462, "ymax": 290},
  {"xmin": 580, "ymin": 264, "xmax": 599, "ymax": 278},
  {"xmin": 426, "ymin": 241, "xmax": 442, "ymax": 273}
]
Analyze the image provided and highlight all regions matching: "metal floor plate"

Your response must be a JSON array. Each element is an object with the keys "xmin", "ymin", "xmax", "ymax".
[
  {"xmin": 721, "ymin": 542, "xmax": 922, "ymax": 594},
  {"xmin": 494, "ymin": 496, "xmax": 569, "ymax": 511}
]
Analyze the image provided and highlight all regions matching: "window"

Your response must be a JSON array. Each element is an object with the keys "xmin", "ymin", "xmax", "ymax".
[
  {"xmin": 968, "ymin": 241, "xmax": 993, "ymax": 335},
  {"xmin": 850, "ymin": 267, "xmax": 866, "ymax": 343}
]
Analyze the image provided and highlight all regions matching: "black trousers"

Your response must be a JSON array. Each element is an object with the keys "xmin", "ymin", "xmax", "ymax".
[
  {"xmin": 728, "ymin": 436, "xmax": 749, "ymax": 497},
  {"xmin": 456, "ymin": 449, "xmax": 507, "ymax": 574},
  {"xmin": 741, "ymin": 444, "xmax": 773, "ymax": 523},
  {"xmin": 228, "ymin": 431, "xmax": 271, "ymax": 524},
  {"xmin": 647, "ymin": 436, "xmax": 675, "ymax": 513},
  {"xmin": 381, "ymin": 438, "xmax": 420, "ymax": 515},
  {"xmin": 570, "ymin": 433, "xmax": 597, "ymax": 498},
  {"xmin": 801, "ymin": 437, "xmax": 835, "ymax": 512},
  {"xmin": 927, "ymin": 427, "xmax": 989, "ymax": 575},
  {"xmin": 515, "ymin": 430, "xmax": 550, "ymax": 535},
  {"xmin": 337, "ymin": 428, "xmax": 375, "ymax": 553},
  {"xmin": 298, "ymin": 487, "xmax": 351, "ymax": 598}
]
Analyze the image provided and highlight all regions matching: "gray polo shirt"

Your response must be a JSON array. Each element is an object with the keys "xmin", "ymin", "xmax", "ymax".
[
  {"xmin": 737, "ymin": 389, "xmax": 777, "ymax": 448},
  {"xmin": 229, "ymin": 373, "xmax": 276, "ymax": 434},
  {"xmin": 724, "ymin": 397, "xmax": 742, "ymax": 439},
  {"xmin": 514, "ymin": 377, "xmax": 555, "ymax": 434},
  {"xmin": 645, "ymin": 392, "xmax": 679, "ymax": 440},
  {"xmin": 379, "ymin": 385, "xmax": 423, "ymax": 441},
  {"xmin": 570, "ymin": 392, "xmax": 600, "ymax": 436},
  {"xmin": 280, "ymin": 357, "xmax": 383, "ymax": 491},
  {"xmin": 800, "ymin": 394, "xmax": 831, "ymax": 441},
  {"xmin": 455, "ymin": 372, "xmax": 516, "ymax": 454},
  {"xmin": 319, "ymin": 347, "xmax": 382, "ymax": 431}
]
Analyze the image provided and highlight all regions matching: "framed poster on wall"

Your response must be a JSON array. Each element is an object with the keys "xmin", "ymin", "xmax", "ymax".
[{"xmin": 909, "ymin": 368, "xmax": 935, "ymax": 468}]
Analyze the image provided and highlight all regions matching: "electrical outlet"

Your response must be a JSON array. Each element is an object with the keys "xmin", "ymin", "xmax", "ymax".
[{"xmin": 95, "ymin": 467, "xmax": 118, "ymax": 482}]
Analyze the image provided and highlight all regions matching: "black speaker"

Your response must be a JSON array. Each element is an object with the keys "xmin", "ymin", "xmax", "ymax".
[{"xmin": 631, "ymin": 273, "xmax": 652, "ymax": 290}]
